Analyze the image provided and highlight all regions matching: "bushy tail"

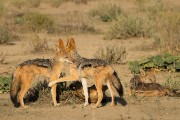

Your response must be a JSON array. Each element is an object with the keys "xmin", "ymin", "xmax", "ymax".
[
  {"xmin": 112, "ymin": 71, "xmax": 123, "ymax": 97},
  {"xmin": 10, "ymin": 69, "xmax": 20, "ymax": 107}
]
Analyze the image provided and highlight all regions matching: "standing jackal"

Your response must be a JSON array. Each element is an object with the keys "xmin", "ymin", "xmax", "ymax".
[
  {"xmin": 48, "ymin": 38, "xmax": 124, "ymax": 108},
  {"xmin": 10, "ymin": 39, "xmax": 71, "ymax": 108}
]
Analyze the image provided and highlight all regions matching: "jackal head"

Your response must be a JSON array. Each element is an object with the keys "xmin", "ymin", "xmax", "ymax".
[
  {"xmin": 130, "ymin": 75, "xmax": 140, "ymax": 89},
  {"xmin": 55, "ymin": 39, "xmax": 73, "ymax": 63}
]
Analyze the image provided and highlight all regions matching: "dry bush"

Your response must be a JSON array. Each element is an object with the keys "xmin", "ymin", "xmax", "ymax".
[
  {"xmin": 71, "ymin": 0, "xmax": 89, "ymax": 4},
  {"xmin": 89, "ymin": 4, "xmax": 123, "ymax": 22},
  {"xmin": 48, "ymin": 0, "xmax": 89, "ymax": 7},
  {"xmin": 11, "ymin": 0, "xmax": 26, "ymax": 9},
  {"xmin": 0, "ymin": 0, "xmax": 4, "ymax": 17},
  {"xmin": 164, "ymin": 76, "xmax": 180, "ymax": 90},
  {"xmin": 135, "ymin": 0, "xmax": 163, "ymax": 13},
  {"xmin": 66, "ymin": 0, "xmax": 90, "ymax": 4},
  {"xmin": 153, "ymin": 12, "xmax": 180, "ymax": 54},
  {"xmin": 94, "ymin": 45, "xmax": 127, "ymax": 64},
  {"xmin": 0, "ymin": 27, "xmax": 14, "ymax": 44},
  {"xmin": 54, "ymin": 14, "xmax": 96, "ymax": 35},
  {"xmin": 28, "ymin": 33, "xmax": 52, "ymax": 53},
  {"xmin": 0, "ymin": 52, "xmax": 7, "ymax": 64},
  {"xmin": 28, "ymin": 0, "xmax": 41, "ymax": 8},
  {"xmin": 133, "ymin": 0, "xmax": 179, "ymax": 54},
  {"xmin": 14, "ymin": 13, "xmax": 55, "ymax": 33},
  {"xmin": 105, "ymin": 15, "xmax": 152, "ymax": 40},
  {"xmin": 48, "ymin": 0, "xmax": 64, "ymax": 8}
]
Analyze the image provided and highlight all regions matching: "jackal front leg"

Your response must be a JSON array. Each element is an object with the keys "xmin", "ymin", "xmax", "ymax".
[
  {"xmin": 48, "ymin": 75, "xmax": 79, "ymax": 87},
  {"xmin": 81, "ymin": 78, "xmax": 89, "ymax": 107}
]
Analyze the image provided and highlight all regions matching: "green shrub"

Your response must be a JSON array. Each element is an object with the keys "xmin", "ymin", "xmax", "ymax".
[
  {"xmin": 94, "ymin": 45, "xmax": 127, "ymax": 64},
  {"xmin": 105, "ymin": 15, "xmax": 152, "ymax": 40},
  {"xmin": 129, "ymin": 52, "xmax": 180, "ymax": 74},
  {"xmin": 89, "ymin": 4, "xmax": 123, "ymax": 22},
  {"xmin": 0, "ymin": 76, "xmax": 12, "ymax": 93}
]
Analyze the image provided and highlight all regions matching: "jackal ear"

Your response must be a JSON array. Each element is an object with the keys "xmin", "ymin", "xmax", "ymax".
[
  {"xmin": 59, "ymin": 38, "xmax": 65, "ymax": 49},
  {"xmin": 140, "ymin": 68, "xmax": 146, "ymax": 76},
  {"xmin": 66, "ymin": 37, "xmax": 76, "ymax": 51}
]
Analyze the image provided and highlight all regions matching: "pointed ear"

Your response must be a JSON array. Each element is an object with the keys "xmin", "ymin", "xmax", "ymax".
[
  {"xmin": 140, "ymin": 68, "xmax": 146, "ymax": 76},
  {"xmin": 66, "ymin": 37, "xmax": 76, "ymax": 51},
  {"xmin": 59, "ymin": 38, "xmax": 65, "ymax": 49}
]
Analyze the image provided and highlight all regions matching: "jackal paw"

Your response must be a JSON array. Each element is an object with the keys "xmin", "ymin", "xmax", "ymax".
[
  {"xmin": 111, "ymin": 103, "xmax": 115, "ymax": 107},
  {"xmin": 83, "ymin": 102, "xmax": 89, "ymax": 107},
  {"xmin": 22, "ymin": 105, "xmax": 29, "ymax": 109},
  {"xmin": 91, "ymin": 105, "xmax": 98, "ymax": 108},
  {"xmin": 48, "ymin": 82, "xmax": 55, "ymax": 87},
  {"xmin": 91, "ymin": 103, "xmax": 102, "ymax": 108},
  {"xmin": 54, "ymin": 103, "xmax": 60, "ymax": 107}
]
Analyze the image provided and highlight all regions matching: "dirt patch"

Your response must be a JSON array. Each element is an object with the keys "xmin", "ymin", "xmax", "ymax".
[{"xmin": 0, "ymin": 0, "xmax": 179, "ymax": 120}]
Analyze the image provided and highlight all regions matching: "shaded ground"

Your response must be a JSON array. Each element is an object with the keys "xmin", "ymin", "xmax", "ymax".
[{"xmin": 0, "ymin": 93, "xmax": 180, "ymax": 120}]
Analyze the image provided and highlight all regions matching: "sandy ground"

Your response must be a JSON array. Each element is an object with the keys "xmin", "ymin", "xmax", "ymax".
[
  {"xmin": 0, "ymin": 0, "xmax": 180, "ymax": 120},
  {"xmin": 0, "ymin": 35, "xmax": 180, "ymax": 120}
]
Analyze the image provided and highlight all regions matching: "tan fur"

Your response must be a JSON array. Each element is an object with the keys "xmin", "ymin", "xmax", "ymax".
[
  {"xmin": 129, "ymin": 75, "xmax": 173, "ymax": 97},
  {"xmin": 69, "ymin": 81, "xmax": 105, "ymax": 103},
  {"xmin": 138, "ymin": 68, "xmax": 158, "ymax": 83},
  {"xmin": 10, "ymin": 39, "xmax": 70, "ymax": 108},
  {"xmin": 48, "ymin": 38, "xmax": 123, "ymax": 108}
]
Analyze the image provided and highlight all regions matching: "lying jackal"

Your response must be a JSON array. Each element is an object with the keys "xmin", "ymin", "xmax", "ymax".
[
  {"xmin": 48, "ymin": 38, "xmax": 123, "ymax": 108},
  {"xmin": 69, "ymin": 81, "xmax": 108, "ymax": 103},
  {"xmin": 10, "ymin": 39, "xmax": 71, "ymax": 108},
  {"xmin": 129, "ymin": 75, "xmax": 179, "ymax": 97}
]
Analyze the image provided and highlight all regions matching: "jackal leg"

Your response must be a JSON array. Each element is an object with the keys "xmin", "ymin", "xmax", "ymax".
[
  {"xmin": 106, "ymin": 79, "xmax": 115, "ymax": 106},
  {"xmin": 19, "ymin": 83, "xmax": 31, "ymax": 108},
  {"xmin": 92, "ymin": 78, "xmax": 103, "ymax": 108},
  {"xmin": 48, "ymin": 75, "xmax": 79, "ymax": 87},
  {"xmin": 81, "ymin": 78, "xmax": 89, "ymax": 106},
  {"xmin": 51, "ymin": 84, "xmax": 59, "ymax": 106}
]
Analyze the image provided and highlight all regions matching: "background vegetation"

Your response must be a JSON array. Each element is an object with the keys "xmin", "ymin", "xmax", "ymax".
[{"xmin": 129, "ymin": 53, "xmax": 180, "ymax": 74}]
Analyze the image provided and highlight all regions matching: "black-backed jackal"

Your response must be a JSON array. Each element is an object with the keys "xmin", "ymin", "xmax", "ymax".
[
  {"xmin": 10, "ymin": 39, "xmax": 71, "ymax": 108},
  {"xmin": 48, "ymin": 38, "xmax": 124, "ymax": 108},
  {"xmin": 129, "ymin": 75, "xmax": 179, "ymax": 97}
]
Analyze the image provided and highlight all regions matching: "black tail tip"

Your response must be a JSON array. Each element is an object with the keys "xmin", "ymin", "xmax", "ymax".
[
  {"xmin": 119, "ymin": 88, "xmax": 124, "ymax": 97},
  {"xmin": 10, "ymin": 95, "xmax": 20, "ymax": 108}
]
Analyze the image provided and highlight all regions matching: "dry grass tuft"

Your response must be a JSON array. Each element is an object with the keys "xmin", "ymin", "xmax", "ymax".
[
  {"xmin": 89, "ymin": 4, "xmax": 123, "ymax": 22},
  {"xmin": 28, "ymin": 33, "xmax": 52, "ymax": 53},
  {"xmin": 94, "ymin": 45, "xmax": 127, "ymax": 64}
]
